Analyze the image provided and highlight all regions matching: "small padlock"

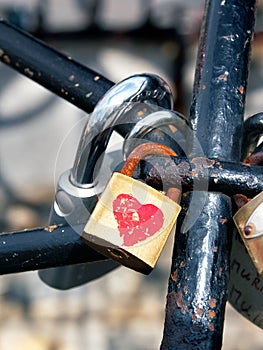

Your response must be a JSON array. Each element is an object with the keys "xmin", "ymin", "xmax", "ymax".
[
  {"xmin": 233, "ymin": 191, "xmax": 263, "ymax": 275},
  {"xmin": 82, "ymin": 142, "xmax": 181, "ymax": 274}
]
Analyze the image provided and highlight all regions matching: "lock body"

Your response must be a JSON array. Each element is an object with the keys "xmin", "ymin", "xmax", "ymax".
[
  {"xmin": 233, "ymin": 191, "xmax": 263, "ymax": 275},
  {"xmin": 82, "ymin": 172, "xmax": 181, "ymax": 274}
]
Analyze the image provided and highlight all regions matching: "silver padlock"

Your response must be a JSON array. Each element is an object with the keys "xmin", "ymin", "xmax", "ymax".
[{"xmin": 39, "ymin": 74, "xmax": 175, "ymax": 289}]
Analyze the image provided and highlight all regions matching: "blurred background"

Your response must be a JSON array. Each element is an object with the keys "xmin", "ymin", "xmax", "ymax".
[{"xmin": 1, "ymin": 0, "xmax": 263, "ymax": 349}]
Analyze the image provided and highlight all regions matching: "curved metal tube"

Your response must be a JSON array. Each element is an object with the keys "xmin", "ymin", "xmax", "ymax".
[
  {"xmin": 70, "ymin": 74, "xmax": 174, "ymax": 186},
  {"xmin": 123, "ymin": 110, "xmax": 189, "ymax": 158}
]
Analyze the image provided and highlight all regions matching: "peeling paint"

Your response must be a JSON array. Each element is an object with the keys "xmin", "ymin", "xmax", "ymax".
[{"xmin": 44, "ymin": 225, "xmax": 58, "ymax": 233}]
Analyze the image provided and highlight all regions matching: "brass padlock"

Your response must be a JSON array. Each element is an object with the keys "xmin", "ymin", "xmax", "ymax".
[
  {"xmin": 233, "ymin": 191, "xmax": 263, "ymax": 275},
  {"xmin": 82, "ymin": 142, "xmax": 181, "ymax": 274}
]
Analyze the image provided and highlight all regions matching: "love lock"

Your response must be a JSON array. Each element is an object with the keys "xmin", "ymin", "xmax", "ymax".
[
  {"xmin": 39, "ymin": 73, "xmax": 175, "ymax": 289},
  {"xmin": 82, "ymin": 142, "xmax": 181, "ymax": 274},
  {"xmin": 228, "ymin": 191, "xmax": 263, "ymax": 329},
  {"xmin": 50, "ymin": 74, "xmax": 174, "ymax": 229},
  {"xmin": 233, "ymin": 191, "xmax": 263, "ymax": 275}
]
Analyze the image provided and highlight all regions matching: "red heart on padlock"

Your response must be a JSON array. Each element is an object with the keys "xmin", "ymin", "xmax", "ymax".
[{"xmin": 113, "ymin": 194, "xmax": 164, "ymax": 246}]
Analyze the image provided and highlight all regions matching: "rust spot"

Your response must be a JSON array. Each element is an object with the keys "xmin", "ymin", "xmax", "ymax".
[
  {"xmin": 238, "ymin": 85, "xmax": 244, "ymax": 94},
  {"xmin": 209, "ymin": 310, "xmax": 216, "ymax": 319},
  {"xmin": 44, "ymin": 225, "xmax": 58, "ymax": 233},
  {"xmin": 208, "ymin": 298, "xmax": 217, "ymax": 309},
  {"xmin": 180, "ymin": 261, "xmax": 185, "ymax": 268},
  {"xmin": 167, "ymin": 187, "xmax": 181, "ymax": 202},
  {"xmin": 233, "ymin": 194, "xmax": 250, "ymax": 209},
  {"xmin": 183, "ymin": 285, "xmax": 188, "ymax": 293},
  {"xmin": 208, "ymin": 323, "xmax": 215, "ymax": 331},
  {"xmin": 192, "ymin": 314, "xmax": 198, "ymax": 321},
  {"xmin": 202, "ymin": 84, "xmax": 206, "ymax": 90},
  {"xmin": 120, "ymin": 142, "xmax": 177, "ymax": 177},
  {"xmin": 171, "ymin": 269, "xmax": 178, "ymax": 282},
  {"xmin": 170, "ymin": 290, "xmax": 189, "ymax": 314},
  {"xmin": 244, "ymin": 151, "xmax": 263, "ymax": 165},
  {"xmin": 175, "ymin": 291, "xmax": 183, "ymax": 308},
  {"xmin": 195, "ymin": 306, "xmax": 204, "ymax": 316},
  {"xmin": 220, "ymin": 217, "xmax": 227, "ymax": 224},
  {"xmin": 192, "ymin": 157, "xmax": 215, "ymax": 170},
  {"xmin": 218, "ymin": 73, "xmax": 228, "ymax": 81}
]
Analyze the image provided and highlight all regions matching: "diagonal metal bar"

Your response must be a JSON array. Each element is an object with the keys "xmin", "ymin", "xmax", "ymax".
[
  {"xmin": 0, "ymin": 20, "xmax": 114, "ymax": 114},
  {"xmin": 161, "ymin": 1, "xmax": 256, "ymax": 349}
]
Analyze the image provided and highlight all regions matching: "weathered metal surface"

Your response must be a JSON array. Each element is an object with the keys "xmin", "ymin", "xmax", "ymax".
[
  {"xmin": 0, "ymin": 0, "xmax": 261, "ymax": 347},
  {"xmin": 161, "ymin": 192, "xmax": 232, "ymax": 349},
  {"xmin": 0, "ymin": 20, "xmax": 114, "ymax": 114},
  {"xmin": 0, "ymin": 224, "xmax": 105, "ymax": 275},
  {"xmin": 161, "ymin": 0, "xmax": 256, "ymax": 349},
  {"xmin": 140, "ymin": 156, "xmax": 263, "ymax": 197}
]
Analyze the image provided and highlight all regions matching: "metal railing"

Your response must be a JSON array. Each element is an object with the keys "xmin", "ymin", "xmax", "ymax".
[{"xmin": 0, "ymin": 0, "xmax": 262, "ymax": 348}]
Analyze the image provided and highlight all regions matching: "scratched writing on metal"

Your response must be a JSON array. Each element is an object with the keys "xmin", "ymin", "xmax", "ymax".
[{"xmin": 228, "ymin": 231, "xmax": 263, "ymax": 328}]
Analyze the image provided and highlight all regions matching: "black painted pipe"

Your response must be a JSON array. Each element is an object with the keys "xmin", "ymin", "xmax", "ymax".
[
  {"xmin": 139, "ymin": 156, "xmax": 263, "ymax": 198},
  {"xmin": 0, "ymin": 224, "xmax": 105, "ymax": 275},
  {"xmin": 0, "ymin": 20, "xmax": 114, "ymax": 114},
  {"xmin": 161, "ymin": 0, "xmax": 256, "ymax": 349}
]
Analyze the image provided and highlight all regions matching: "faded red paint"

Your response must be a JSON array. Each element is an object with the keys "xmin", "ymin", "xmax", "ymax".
[{"xmin": 113, "ymin": 193, "xmax": 164, "ymax": 246}]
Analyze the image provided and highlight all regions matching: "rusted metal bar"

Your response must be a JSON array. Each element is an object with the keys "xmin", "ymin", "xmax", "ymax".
[
  {"xmin": 0, "ymin": 154, "xmax": 262, "ymax": 276},
  {"xmin": 0, "ymin": 20, "xmax": 114, "ymax": 114},
  {"xmin": 161, "ymin": 0, "xmax": 256, "ymax": 349},
  {"xmin": 139, "ymin": 156, "xmax": 263, "ymax": 198}
]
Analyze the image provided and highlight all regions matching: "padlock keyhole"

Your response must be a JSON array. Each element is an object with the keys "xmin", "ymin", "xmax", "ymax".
[{"xmin": 107, "ymin": 248, "xmax": 129, "ymax": 260}]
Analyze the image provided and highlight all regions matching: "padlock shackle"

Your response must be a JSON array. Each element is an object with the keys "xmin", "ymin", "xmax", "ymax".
[
  {"xmin": 70, "ymin": 74, "xmax": 174, "ymax": 186},
  {"xmin": 120, "ymin": 142, "xmax": 177, "ymax": 177},
  {"xmin": 123, "ymin": 110, "xmax": 189, "ymax": 158}
]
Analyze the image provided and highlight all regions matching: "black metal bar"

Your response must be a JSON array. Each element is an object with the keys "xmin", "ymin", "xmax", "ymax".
[
  {"xmin": 161, "ymin": 1, "xmax": 256, "ymax": 349},
  {"xmin": 139, "ymin": 156, "xmax": 263, "ymax": 198},
  {"xmin": 0, "ymin": 154, "xmax": 261, "ymax": 276},
  {"xmin": 0, "ymin": 20, "xmax": 114, "ymax": 114},
  {"xmin": 0, "ymin": 225, "xmax": 105, "ymax": 274}
]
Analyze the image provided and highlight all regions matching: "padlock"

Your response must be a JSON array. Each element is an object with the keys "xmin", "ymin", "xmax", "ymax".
[
  {"xmin": 82, "ymin": 142, "xmax": 181, "ymax": 274},
  {"xmin": 233, "ymin": 191, "xmax": 263, "ymax": 275}
]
